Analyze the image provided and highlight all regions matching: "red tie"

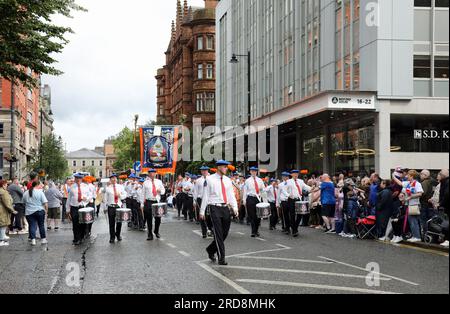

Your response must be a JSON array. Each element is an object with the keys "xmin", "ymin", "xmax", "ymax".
[
  {"xmin": 295, "ymin": 180, "xmax": 302, "ymax": 197},
  {"xmin": 221, "ymin": 177, "xmax": 228, "ymax": 204},
  {"xmin": 274, "ymin": 188, "xmax": 277, "ymax": 204},
  {"xmin": 254, "ymin": 177, "xmax": 260, "ymax": 195},
  {"xmin": 113, "ymin": 184, "xmax": 119, "ymax": 204},
  {"xmin": 77, "ymin": 184, "xmax": 82, "ymax": 203},
  {"xmin": 152, "ymin": 180, "xmax": 157, "ymax": 197}
]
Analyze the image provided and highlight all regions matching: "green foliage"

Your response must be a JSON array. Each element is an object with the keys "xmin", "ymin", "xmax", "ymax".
[
  {"xmin": 112, "ymin": 127, "xmax": 140, "ymax": 172},
  {"xmin": 27, "ymin": 133, "xmax": 68, "ymax": 180},
  {"xmin": 0, "ymin": 0, "xmax": 86, "ymax": 87}
]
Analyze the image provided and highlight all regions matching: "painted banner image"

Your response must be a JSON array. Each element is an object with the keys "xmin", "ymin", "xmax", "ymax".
[{"xmin": 140, "ymin": 126, "xmax": 178, "ymax": 174}]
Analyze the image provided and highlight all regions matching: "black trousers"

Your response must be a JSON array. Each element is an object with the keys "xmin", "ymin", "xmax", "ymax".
[
  {"xmin": 207, "ymin": 205, "xmax": 231, "ymax": 262},
  {"xmin": 239, "ymin": 204, "xmax": 246, "ymax": 222},
  {"xmin": 70, "ymin": 206, "xmax": 85, "ymax": 242},
  {"xmin": 197, "ymin": 198, "xmax": 212, "ymax": 236},
  {"xmin": 176, "ymin": 193, "xmax": 184, "ymax": 216},
  {"xmin": 288, "ymin": 198, "xmax": 301, "ymax": 234},
  {"xmin": 184, "ymin": 195, "xmax": 194, "ymax": 221},
  {"xmin": 281, "ymin": 201, "xmax": 289, "ymax": 231},
  {"xmin": 246, "ymin": 196, "xmax": 261, "ymax": 235},
  {"xmin": 269, "ymin": 202, "xmax": 279, "ymax": 228},
  {"xmin": 144, "ymin": 200, "xmax": 161, "ymax": 236},
  {"xmin": 107, "ymin": 206, "xmax": 122, "ymax": 240},
  {"xmin": 85, "ymin": 202, "xmax": 95, "ymax": 237},
  {"xmin": 62, "ymin": 198, "xmax": 67, "ymax": 222}
]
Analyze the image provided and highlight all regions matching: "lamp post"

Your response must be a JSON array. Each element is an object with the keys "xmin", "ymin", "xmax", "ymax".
[
  {"xmin": 230, "ymin": 51, "xmax": 251, "ymax": 175},
  {"xmin": 133, "ymin": 114, "xmax": 139, "ymax": 172},
  {"xmin": 39, "ymin": 106, "xmax": 53, "ymax": 169}
]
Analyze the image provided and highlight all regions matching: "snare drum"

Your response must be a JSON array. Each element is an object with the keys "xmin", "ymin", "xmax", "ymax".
[
  {"xmin": 79, "ymin": 208, "xmax": 95, "ymax": 224},
  {"xmin": 152, "ymin": 203, "xmax": 168, "ymax": 218},
  {"xmin": 295, "ymin": 201, "xmax": 310, "ymax": 215},
  {"xmin": 256, "ymin": 203, "xmax": 271, "ymax": 219},
  {"xmin": 115, "ymin": 208, "xmax": 132, "ymax": 223}
]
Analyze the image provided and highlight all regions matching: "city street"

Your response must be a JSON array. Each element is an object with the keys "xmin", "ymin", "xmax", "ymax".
[{"xmin": 1, "ymin": 209, "xmax": 448, "ymax": 295}]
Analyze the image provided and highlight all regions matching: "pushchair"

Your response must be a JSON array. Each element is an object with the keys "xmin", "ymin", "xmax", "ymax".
[
  {"xmin": 356, "ymin": 215, "xmax": 378, "ymax": 239},
  {"xmin": 424, "ymin": 212, "xmax": 449, "ymax": 245}
]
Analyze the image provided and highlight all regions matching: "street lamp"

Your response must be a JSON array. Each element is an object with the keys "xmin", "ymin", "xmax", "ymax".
[
  {"xmin": 133, "ymin": 114, "xmax": 139, "ymax": 172},
  {"xmin": 230, "ymin": 51, "xmax": 251, "ymax": 174},
  {"xmin": 39, "ymin": 106, "xmax": 53, "ymax": 169}
]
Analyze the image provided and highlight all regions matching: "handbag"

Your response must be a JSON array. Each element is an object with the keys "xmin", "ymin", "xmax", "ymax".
[{"xmin": 408, "ymin": 204, "xmax": 421, "ymax": 216}]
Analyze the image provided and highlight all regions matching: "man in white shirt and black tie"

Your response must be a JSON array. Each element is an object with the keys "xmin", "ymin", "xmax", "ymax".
[
  {"xmin": 286, "ymin": 170, "xmax": 311, "ymax": 237},
  {"xmin": 103, "ymin": 174, "xmax": 127, "ymax": 243},
  {"xmin": 141, "ymin": 169, "xmax": 166, "ymax": 240},
  {"xmin": 67, "ymin": 173, "xmax": 91, "ymax": 246},
  {"xmin": 243, "ymin": 167, "xmax": 265, "ymax": 238},
  {"xmin": 200, "ymin": 160, "xmax": 238, "ymax": 266}
]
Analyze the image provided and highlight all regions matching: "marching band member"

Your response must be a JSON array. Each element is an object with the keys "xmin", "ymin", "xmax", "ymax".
[
  {"xmin": 265, "ymin": 179, "xmax": 279, "ymax": 231},
  {"xmin": 134, "ymin": 177, "xmax": 145, "ymax": 231},
  {"xmin": 61, "ymin": 178, "xmax": 73, "ymax": 224},
  {"xmin": 85, "ymin": 178, "xmax": 97, "ymax": 238},
  {"xmin": 243, "ymin": 167, "xmax": 265, "ymax": 238},
  {"xmin": 286, "ymin": 170, "xmax": 311, "ymax": 237},
  {"xmin": 200, "ymin": 160, "xmax": 238, "ymax": 266},
  {"xmin": 175, "ymin": 175, "xmax": 185, "ymax": 219},
  {"xmin": 182, "ymin": 174, "xmax": 195, "ymax": 222},
  {"xmin": 194, "ymin": 166, "xmax": 212, "ymax": 238},
  {"xmin": 67, "ymin": 173, "xmax": 90, "ymax": 246},
  {"xmin": 125, "ymin": 174, "xmax": 138, "ymax": 229},
  {"xmin": 103, "ymin": 174, "xmax": 127, "ymax": 244},
  {"xmin": 141, "ymin": 169, "xmax": 166, "ymax": 240},
  {"xmin": 279, "ymin": 172, "xmax": 291, "ymax": 233}
]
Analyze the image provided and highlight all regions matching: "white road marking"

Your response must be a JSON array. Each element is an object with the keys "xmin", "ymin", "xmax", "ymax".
[
  {"xmin": 167, "ymin": 243, "xmax": 177, "ymax": 249},
  {"xmin": 256, "ymin": 238, "xmax": 267, "ymax": 242},
  {"xmin": 179, "ymin": 251, "xmax": 191, "ymax": 257},
  {"xmin": 236, "ymin": 232, "xmax": 245, "ymax": 235},
  {"xmin": 276, "ymin": 244, "xmax": 291, "ymax": 249},
  {"xmin": 235, "ymin": 256, "xmax": 334, "ymax": 265},
  {"xmin": 318, "ymin": 256, "xmax": 419, "ymax": 286},
  {"xmin": 215, "ymin": 265, "xmax": 391, "ymax": 281},
  {"xmin": 196, "ymin": 262, "xmax": 251, "ymax": 294},
  {"xmin": 159, "ymin": 238, "xmax": 165, "ymax": 241},
  {"xmin": 235, "ymin": 279, "xmax": 400, "ymax": 294},
  {"xmin": 196, "ymin": 245, "xmax": 291, "ymax": 263},
  {"xmin": 192, "ymin": 230, "xmax": 203, "ymax": 237},
  {"xmin": 47, "ymin": 276, "xmax": 58, "ymax": 294}
]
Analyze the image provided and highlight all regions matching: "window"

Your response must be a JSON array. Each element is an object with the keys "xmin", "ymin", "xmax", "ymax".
[
  {"xmin": 205, "ymin": 92, "xmax": 215, "ymax": 111},
  {"xmin": 435, "ymin": 0, "xmax": 449, "ymax": 7},
  {"xmin": 73, "ymin": 161, "xmax": 77, "ymax": 167},
  {"xmin": 99, "ymin": 160, "xmax": 103, "ymax": 167},
  {"xmin": 414, "ymin": 0, "xmax": 431, "ymax": 6},
  {"xmin": 197, "ymin": 64, "xmax": 203, "ymax": 79},
  {"xmin": 414, "ymin": 56, "xmax": 431, "ymax": 78},
  {"xmin": 196, "ymin": 93, "xmax": 205, "ymax": 112},
  {"xmin": 206, "ymin": 64, "xmax": 214, "ymax": 79},
  {"xmin": 0, "ymin": 123, "xmax": 3, "ymax": 135},
  {"xmin": 159, "ymin": 105, "xmax": 164, "ymax": 116},
  {"xmin": 0, "ymin": 148, "xmax": 3, "ymax": 169},
  {"xmin": 99, "ymin": 171, "xmax": 103, "ymax": 178},
  {"xmin": 206, "ymin": 35, "xmax": 214, "ymax": 50},
  {"xmin": 27, "ymin": 89, "xmax": 32, "ymax": 101},
  {"xmin": 197, "ymin": 36, "xmax": 204, "ymax": 50},
  {"xmin": 82, "ymin": 160, "xmax": 86, "ymax": 167},
  {"xmin": 91, "ymin": 160, "xmax": 95, "ymax": 166},
  {"xmin": 27, "ymin": 112, "xmax": 33, "ymax": 123},
  {"xmin": 435, "ymin": 57, "xmax": 449, "ymax": 79}
]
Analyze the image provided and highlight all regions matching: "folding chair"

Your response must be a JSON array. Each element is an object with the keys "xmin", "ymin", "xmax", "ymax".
[{"xmin": 356, "ymin": 215, "xmax": 378, "ymax": 240}]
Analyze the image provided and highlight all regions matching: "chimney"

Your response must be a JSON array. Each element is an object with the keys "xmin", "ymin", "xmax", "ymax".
[
  {"xmin": 204, "ymin": 0, "xmax": 218, "ymax": 9},
  {"xmin": 183, "ymin": 0, "xmax": 189, "ymax": 17},
  {"xmin": 176, "ymin": 0, "xmax": 182, "ymax": 31}
]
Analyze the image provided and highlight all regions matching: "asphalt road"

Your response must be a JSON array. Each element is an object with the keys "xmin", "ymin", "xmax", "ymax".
[{"xmin": 1, "ymin": 208, "xmax": 448, "ymax": 294}]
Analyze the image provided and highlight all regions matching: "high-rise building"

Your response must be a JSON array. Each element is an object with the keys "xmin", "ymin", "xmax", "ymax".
[
  {"xmin": 156, "ymin": 0, "xmax": 218, "ymax": 128},
  {"xmin": 216, "ymin": 0, "xmax": 449, "ymax": 177}
]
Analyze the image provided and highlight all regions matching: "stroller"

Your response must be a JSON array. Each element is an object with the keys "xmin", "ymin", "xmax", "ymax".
[
  {"xmin": 356, "ymin": 215, "xmax": 378, "ymax": 240},
  {"xmin": 424, "ymin": 212, "xmax": 449, "ymax": 245}
]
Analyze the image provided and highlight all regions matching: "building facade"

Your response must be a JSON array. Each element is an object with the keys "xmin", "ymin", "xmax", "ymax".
[
  {"xmin": 0, "ymin": 75, "xmax": 41, "ymax": 180},
  {"xmin": 216, "ymin": 0, "xmax": 449, "ymax": 178},
  {"xmin": 39, "ymin": 84, "xmax": 54, "ymax": 138},
  {"xmin": 103, "ymin": 138, "xmax": 117, "ymax": 177},
  {"xmin": 65, "ymin": 148, "xmax": 107, "ymax": 178},
  {"xmin": 156, "ymin": 0, "xmax": 218, "ymax": 128}
]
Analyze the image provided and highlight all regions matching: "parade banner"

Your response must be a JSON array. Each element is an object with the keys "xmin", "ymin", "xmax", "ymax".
[{"xmin": 140, "ymin": 126, "xmax": 178, "ymax": 175}]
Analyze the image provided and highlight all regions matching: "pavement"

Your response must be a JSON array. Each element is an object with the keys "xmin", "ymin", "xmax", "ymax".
[{"xmin": 0, "ymin": 209, "xmax": 448, "ymax": 294}]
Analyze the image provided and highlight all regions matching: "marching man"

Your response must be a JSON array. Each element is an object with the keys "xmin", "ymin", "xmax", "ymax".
[
  {"xmin": 67, "ymin": 173, "xmax": 90, "ymax": 246},
  {"xmin": 286, "ymin": 170, "xmax": 311, "ymax": 237},
  {"xmin": 103, "ymin": 174, "xmax": 127, "ymax": 244},
  {"xmin": 194, "ymin": 166, "xmax": 212, "ymax": 238},
  {"xmin": 141, "ymin": 169, "xmax": 166, "ymax": 241},
  {"xmin": 265, "ymin": 179, "xmax": 279, "ymax": 231},
  {"xmin": 200, "ymin": 160, "xmax": 238, "ymax": 266},
  {"xmin": 279, "ymin": 172, "xmax": 291, "ymax": 233},
  {"xmin": 243, "ymin": 167, "xmax": 265, "ymax": 238}
]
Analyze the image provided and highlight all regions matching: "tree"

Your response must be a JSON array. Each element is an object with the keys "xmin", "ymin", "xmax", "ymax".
[
  {"xmin": 112, "ymin": 127, "xmax": 140, "ymax": 172},
  {"xmin": 0, "ymin": 0, "xmax": 86, "ymax": 87},
  {"xmin": 27, "ymin": 134, "xmax": 68, "ymax": 180}
]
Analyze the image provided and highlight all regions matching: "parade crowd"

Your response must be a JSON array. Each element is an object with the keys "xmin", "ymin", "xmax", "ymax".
[{"xmin": 0, "ymin": 166, "xmax": 449, "ymax": 255}]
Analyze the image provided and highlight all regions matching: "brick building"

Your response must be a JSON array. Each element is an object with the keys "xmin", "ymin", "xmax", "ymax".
[{"xmin": 156, "ymin": 0, "xmax": 218, "ymax": 128}]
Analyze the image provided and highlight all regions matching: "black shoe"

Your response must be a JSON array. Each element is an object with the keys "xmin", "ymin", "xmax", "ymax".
[
  {"xmin": 109, "ymin": 239, "xmax": 115, "ymax": 244},
  {"xmin": 147, "ymin": 235, "xmax": 154, "ymax": 241},
  {"xmin": 251, "ymin": 234, "xmax": 256, "ymax": 238},
  {"xmin": 207, "ymin": 250, "xmax": 217, "ymax": 263},
  {"xmin": 155, "ymin": 233, "xmax": 161, "ymax": 239},
  {"xmin": 218, "ymin": 260, "xmax": 228, "ymax": 266},
  {"xmin": 116, "ymin": 236, "xmax": 122, "ymax": 242},
  {"xmin": 269, "ymin": 227, "xmax": 274, "ymax": 231},
  {"xmin": 202, "ymin": 235, "xmax": 207, "ymax": 239},
  {"xmin": 293, "ymin": 232, "xmax": 299, "ymax": 238},
  {"xmin": 256, "ymin": 232, "xmax": 261, "ymax": 237}
]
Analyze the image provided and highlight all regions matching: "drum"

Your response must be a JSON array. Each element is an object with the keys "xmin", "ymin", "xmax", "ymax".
[
  {"xmin": 79, "ymin": 208, "xmax": 95, "ymax": 224},
  {"xmin": 256, "ymin": 203, "xmax": 271, "ymax": 219},
  {"xmin": 116, "ymin": 208, "xmax": 132, "ymax": 223},
  {"xmin": 295, "ymin": 201, "xmax": 310, "ymax": 215},
  {"xmin": 152, "ymin": 203, "xmax": 168, "ymax": 218}
]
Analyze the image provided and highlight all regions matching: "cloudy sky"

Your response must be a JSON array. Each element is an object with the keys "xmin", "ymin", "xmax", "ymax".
[{"xmin": 44, "ymin": 0, "xmax": 205, "ymax": 152}]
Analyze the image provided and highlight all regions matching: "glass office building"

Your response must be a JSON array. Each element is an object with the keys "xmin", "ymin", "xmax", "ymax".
[{"xmin": 216, "ymin": 0, "xmax": 449, "ymax": 177}]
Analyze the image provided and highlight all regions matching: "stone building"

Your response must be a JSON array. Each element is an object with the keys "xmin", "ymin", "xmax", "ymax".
[
  {"xmin": 156, "ymin": 0, "xmax": 218, "ymax": 128},
  {"xmin": 65, "ymin": 148, "xmax": 106, "ymax": 178}
]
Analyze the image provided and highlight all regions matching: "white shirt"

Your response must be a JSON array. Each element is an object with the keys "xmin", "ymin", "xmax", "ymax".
[
  {"xmin": 142, "ymin": 178, "xmax": 166, "ymax": 202},
  {"xmin": 243, "ymin": 176, "xmax": 265, "ymax": 203},
  {"xmin": 265, "ymin": 185, "xmax": 279, "ymax": 205},
  {"xmin": 182, "ymin": 180, "xmax": 194, "ymax": 197},
  {"xmin": 102, "ymin": 184, "xmax": 127, "ymax": 207},
  {"xmin": 67, "ymin": 183, "xmax": 91, "ymax": 207},
  {"xmin": 200, "ymin": 173, "xmax": 238, "ymax": 215},
  {"xmin": 193, "ymin": 176, "xmax": 208, "ymax": 200},
  {"xmin": 278, "ymin": 181, "xmax": 290, "ymax": 202},
  {"xmin": 286, "ymin": 178, "xmax": 311, "ymax": 200},
  {"xmin": 402, "ymin": 181, "xmax": 424, "ymax": 206},
  {"xmin": 87, "ymin": 183, "xmax": 96, "ymax": 203}
]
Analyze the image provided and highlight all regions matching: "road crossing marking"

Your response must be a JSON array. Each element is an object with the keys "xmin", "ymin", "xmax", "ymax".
[
  {"xmin": 235, "ymin": 279, "xmax": 400, "ymax": 294},
  {"xmin": 234, "ymin": 256, "xmax": 334, "ymax": 265},
  {"xmin": 236, "ymin": 232, "xmax": 245, "ymax": 235},
  {"xmin": 256, "ymin": 238, "xmax": 267, "ymax": 242},
  {"xmin": 179, "ymin": 251, "xmax": 191, "ymax": 257},
  {"xmin": 214, "ymin": 265, "xmax": 392, "ymax": 281},
  {"xmin": 318, "ymin": 256, "xmax": 419, "ymax": 286},
  {"xmin": 167, "ymin": 243, "xmax": 177, "ymax": 249},
  {"xmin": 196, "ymin": 262, "xmax": 251, "ymax": 294}
]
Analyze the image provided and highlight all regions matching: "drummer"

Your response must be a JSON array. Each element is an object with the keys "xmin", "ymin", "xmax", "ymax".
[
  {"xmin": 141, "ymin": 169, "xmax": 166, "ymax": 240},
  {"xmin": 182, "ymin": 174, "xmax": 195, "ymax": 222},
  {"xmin": 200, "ymin": 160, "xmax": 238, "ymax": 266},
  {"xmin": 243, "ymin": 167, "xmax": 265, "ymax": 238},
  {"xmin": 67, "ymin": 173, "xmax": 90, "ymax": 246},
  {"xmin": 85, "ymin": 176, "xmax": 97, "ymax": 239},
  {"xmin": 103, "ymin": 174, "xmax": 127, "ymax": 244},
  {"xmin": 135, "ymin": 177, "xmax": 145, "ymax": 231},
  {"xmin": 125, "ymin": 174, "xmax": 138, "ymax": 229},
  {"xmin": 286, "ymin": 170, "xmax": 311, "ymax": 238},
  {"xmin": 194, "ymin": 166, "xmax": 212, "ymax": 238},
  {"xmin": 174, "ymin": 175, "xmax": 184, "ymax": 219},
  {"xmin": 265, "ymin": 179, "xmax": 279, "ymax": 231},
  {"xmin": 279, "ymin": 172, "xmax": 291, "ymax": 233}
]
